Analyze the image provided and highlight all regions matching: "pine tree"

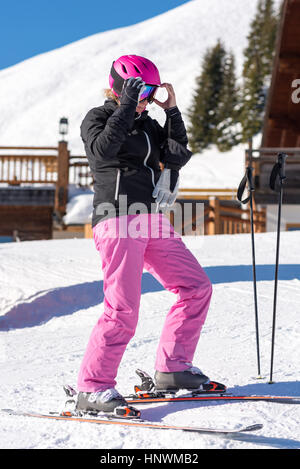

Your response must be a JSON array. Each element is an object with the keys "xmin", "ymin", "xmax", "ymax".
[
  {"xmin": 240, "ymin": 0, "xmax": 279, "ymax": 142},
  {"xmin": 213, "ymin": 52, "xmax": 242, "ymax": 152},
  {"xmin": 188, "ymin": 40, "xmax": 226, "ymax": 153}
]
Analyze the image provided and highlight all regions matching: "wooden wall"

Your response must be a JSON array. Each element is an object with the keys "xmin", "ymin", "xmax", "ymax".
[
  {"xmin": 0, "ymin": 206, "xmax": 53, "ymax": 241},
  {"xmin": 262, "ymin": 0, "xmax": 300, "ymax": 147},
  {"xmin": 0, "ymin": 187, "xmax": 55, "ymax": 241}
]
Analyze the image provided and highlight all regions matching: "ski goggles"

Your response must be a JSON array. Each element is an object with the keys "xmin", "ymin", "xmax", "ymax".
[{"xmin": 139, "ymin": 84, "xmax": 159, "ymax": 103}]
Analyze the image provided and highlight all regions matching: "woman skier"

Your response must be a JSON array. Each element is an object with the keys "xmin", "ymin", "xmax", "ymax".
[{"xmin": 76, "ymin": 55, "xmax": 213, "ymax": 416}]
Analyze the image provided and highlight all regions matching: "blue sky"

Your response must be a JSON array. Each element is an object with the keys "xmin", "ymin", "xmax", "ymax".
[{"xmin": 1, "ymin": 0, "xmax": 191, "ymax": 70}]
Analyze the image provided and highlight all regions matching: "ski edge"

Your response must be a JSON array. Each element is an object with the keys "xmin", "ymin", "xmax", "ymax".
[
  {"xmin": 1, "ymin": 408, "xmax": 263, "ymax": 435},
  {"xmin": 125, "ymin": 394, "xmax": 300, "ymax": 404}
]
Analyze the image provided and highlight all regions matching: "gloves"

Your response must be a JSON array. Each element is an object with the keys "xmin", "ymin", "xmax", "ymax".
[
  {"xmin": 120, "ymin": 77, "xmax": 145, "ymax": 106},
  {"xmin": 152, "ymin": 168, "xmax": 179, "ymax": 211}
]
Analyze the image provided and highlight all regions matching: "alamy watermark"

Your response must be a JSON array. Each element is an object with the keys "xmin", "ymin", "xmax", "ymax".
[
  {"xmin": 95, "ymin": 195, "xmax": 205, "ymax": 239},
  {"xmin": 291, "ymin": 79, "xmax": 300, "ymax": 104}
]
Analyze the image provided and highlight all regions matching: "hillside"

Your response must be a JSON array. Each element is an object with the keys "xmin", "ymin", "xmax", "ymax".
[{"xmin": 0, "ymin": 0, "xmax": 282, "ymax": 153}]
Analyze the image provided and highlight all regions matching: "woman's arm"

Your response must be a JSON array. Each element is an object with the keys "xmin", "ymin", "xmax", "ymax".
[
  {"xmin": 81, "ymin": 77, "xmax": 145, "ymax": 161},
  {"xmin": 152, "ymin": 83, "xmax": 192, "ymax": 176},
  {"xmin": 81, "ymin": 104, "xmax": 135, "ymax": 161},
  {"xmin": 153, "ymin": 83, "xmax": 188, "ymax": 148}
]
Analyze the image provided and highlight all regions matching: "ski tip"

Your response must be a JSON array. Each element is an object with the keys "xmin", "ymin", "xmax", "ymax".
[
  {"xmin": 221, "ymin": 423, "xmax": 263, "ymax": 435},
  {"xmin": 243, "ymin": 423, "xmax": 263, "ymax": 432},
  {"xmin": 1, "ymin": 408, "xmax": 14, "ymax": 414}
]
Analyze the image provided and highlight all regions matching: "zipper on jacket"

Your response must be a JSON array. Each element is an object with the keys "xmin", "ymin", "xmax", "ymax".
[
  {"xmin": 142, "ymin": 131, "xmax": 155, "ymax": 188},
  {"xmin": 114, "ymin": 168, "xmax": 121, "ymax": 202}
]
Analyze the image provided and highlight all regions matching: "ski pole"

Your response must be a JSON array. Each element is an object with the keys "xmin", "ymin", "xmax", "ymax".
[
  {"xmin": 237, "ymin": 142, "xmax": 262, "ymax": 378},
  {"xmin": 268, "ymin": 152, "xmax": 288, "ymax": 384}
]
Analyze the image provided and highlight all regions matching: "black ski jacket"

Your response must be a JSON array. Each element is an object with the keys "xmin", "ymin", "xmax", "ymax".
[{"xmin": 80, "ymin": 98, "xmax": 189, "ymax": 227}]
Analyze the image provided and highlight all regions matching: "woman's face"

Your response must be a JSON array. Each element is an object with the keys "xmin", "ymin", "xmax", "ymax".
[{"xmin": 136, "ymin": 99, "xmax": 148, "ymax": 114}]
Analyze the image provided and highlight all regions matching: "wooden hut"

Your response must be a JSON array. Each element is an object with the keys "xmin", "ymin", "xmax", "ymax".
[{"xmin": 253, "ymin": 0, "xmax": 300, "ymax": 231}]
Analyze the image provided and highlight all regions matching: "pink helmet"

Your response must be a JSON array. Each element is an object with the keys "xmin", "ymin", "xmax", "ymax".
[{"xmin": 109, "ymin": 55, "xmax": 161, "ymax": 97}]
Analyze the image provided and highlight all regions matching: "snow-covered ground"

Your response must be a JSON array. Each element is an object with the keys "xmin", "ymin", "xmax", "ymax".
[
  {"xmin": 1, "ymin": 0, "xmax": 297, "ymax": 450},
  {"xmin": 0, "ymin": 0, "xmax": 282, "ymax": 225},
  {"xmin": 0, "ymin": 229, "xmax": 299, "ymax": 449}
]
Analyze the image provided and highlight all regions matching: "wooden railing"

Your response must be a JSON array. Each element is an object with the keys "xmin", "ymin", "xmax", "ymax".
[
  {"xmin": 178, "ymin": 188, "xmax": 237, "ymax": 200},
  {"xmin": 69, "ymin": 155, "xmax": 92, "ymax": 187},
  {"xmin": 0, "ymin": 146, "xmax": 58, "ymax": 185},
  {"xmin": 245, "ymin": 145, "xmax": 300, "ymax": 189},
  {"xmin": 168, "ymin": 196, "xmax": 266, "ymax": 236},
  {"xmin": 0, "ymin": 143, "xmax": 70, "ymax": 219},
  {"xmin": 0, "ymin": 142, "xmax": 267, "ymax": 235},
  {"xmin": 0, "ymin": 147, "xmax": 91, "ymax": 187},
  {"xmin": 205, "ymin": 198, "xmax": 266, "ymax": 235}
]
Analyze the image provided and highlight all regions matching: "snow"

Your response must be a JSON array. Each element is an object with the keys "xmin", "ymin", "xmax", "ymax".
[
  {"xmin": 1, "ymin": 0, "xmax": 298, "ymax": 450},
  {"xmin": 0, "ymin": 0, "xmax": 282, "ymax": 153},
  {"xmin": 63, "ymin": 185, "xmax": 94, "ymax": 225},
  {"xmin": 0, "ymin": 229, "xmax": 299, "ymax": 449}
]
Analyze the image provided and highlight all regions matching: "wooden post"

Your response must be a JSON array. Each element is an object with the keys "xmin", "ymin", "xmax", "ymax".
[
  {"xmin": 207, "ymin": 197, "xmax": 221, "ymax": 235},
  {"xmin": 84, "ymin": 223, "xmax": 93, "ymax": 238},
  {"xmin": 55, "ymin": 141, "xmax": 69, "ymax": 220},
  {"xmin": 207, "ymin": 197, "xmax": 215, "ymax": 235},
  {"xmin": 214, "ymin": 197, "xmax": 221, "ymax": 234}
]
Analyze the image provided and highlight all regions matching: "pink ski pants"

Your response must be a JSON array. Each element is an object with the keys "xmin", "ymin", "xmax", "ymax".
[{"xmin": 77, "ymin": 213, "xmax": 212, "ymax": 392}]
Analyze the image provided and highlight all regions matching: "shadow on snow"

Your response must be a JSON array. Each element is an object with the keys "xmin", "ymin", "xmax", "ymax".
[
  {"xmin": 0, "ymin": 264, "xmax": 299, "ymax": 331},
  {"xmin": 139, "ymin": 380, "xmax": 300, "ymax": 449}
]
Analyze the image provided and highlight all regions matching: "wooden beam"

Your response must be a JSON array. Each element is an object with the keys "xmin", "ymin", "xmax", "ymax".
[
  {"xmin": 261, "ymin": 0, "xmax": 288, "ymax": 147},
  {"xmin": 268, "ymin": 116, "xmax": 300, "ymax": 133},
  {"xmin": 55, "ymin": 141, "xmax": 69, "ymax": 219}
]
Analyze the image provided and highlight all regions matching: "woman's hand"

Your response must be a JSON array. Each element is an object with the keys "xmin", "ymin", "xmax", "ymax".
[
  {"xmin": 120, "ymin": 77, "xmax": 145, "ymax": 105},
  {"xmin": 153, "ymin": 83, "xmax": 177, "ymax": 110},
  {"xmin": 152, "ymin": 168, "xmax": 180, "ymax": 212}
]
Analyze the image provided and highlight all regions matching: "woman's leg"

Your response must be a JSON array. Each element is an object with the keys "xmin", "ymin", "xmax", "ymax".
[
  {"xmin": 77, "ymin": 216, "xmax": 147, "ymax": 392},
  {"xmin": 144, "ymin": 215, "xmax": 212, "ymax": 372}
]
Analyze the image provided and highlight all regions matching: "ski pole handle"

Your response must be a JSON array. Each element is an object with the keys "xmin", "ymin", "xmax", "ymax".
[
  {"xmin": 247, "ymin": 166, "xmax": 255, "ymax": 192},
  {"xmin": 269, "ymin": 153, "xmax": 288, "ymax": 191},
  {"xmin": 277, "ymin": 152, "xmax": 288, "ymax": 182}
]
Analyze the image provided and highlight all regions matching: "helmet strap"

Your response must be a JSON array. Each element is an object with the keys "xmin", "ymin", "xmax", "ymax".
[{"xmin": 110, "ymin": 62, "xmax": 125, "ymax": 96}]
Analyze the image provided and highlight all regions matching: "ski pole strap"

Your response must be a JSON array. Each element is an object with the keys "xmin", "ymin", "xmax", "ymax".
[
  {"xmin": 237, "ymin": 167, "xmax": 254, "ymax": 204},
  {"xmin": 269, "ymin": 153, "xmax": 288, "ymax": 192}
]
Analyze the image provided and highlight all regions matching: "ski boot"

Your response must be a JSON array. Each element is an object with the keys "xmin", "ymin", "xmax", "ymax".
[
  {"xmin": 154, "ymin": 366, "xmax": 211, "ymax": 393},
  {"xmin": 63, "ymin": 385, "xmax": 140, "ymax": 419},
  {"xmin": 133, "ymin": 368, "xmax": 226, "ymax": 397}
]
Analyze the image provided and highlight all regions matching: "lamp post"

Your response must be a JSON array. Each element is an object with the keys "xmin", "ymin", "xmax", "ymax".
[
  {"xmin": 55, "ymin": 117, "xmax": 70, "ymax": 221},
  {"xmin": 59, "ymin": 117, "xmax": 69, "ymax": 142}
]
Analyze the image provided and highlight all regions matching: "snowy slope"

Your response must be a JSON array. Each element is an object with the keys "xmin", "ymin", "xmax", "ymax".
[
  {"xmin": 0, "ymin": 230, "xmax": 299, "ymax": 449},
  {"xmin": 0, "ymin": 0, "xmax": 282, "ymax": 153},
  {"xmin": 0, "ymin": 0, "xmax": 283, "ymax": 225}
]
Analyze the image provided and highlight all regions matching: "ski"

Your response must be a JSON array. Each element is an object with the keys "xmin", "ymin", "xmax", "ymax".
[
  {"xmin": 125, "ymin": 393, "xmax": 300, "ymax": 405},
  {"xmin": 132, "ymin": 368, "xmax": 227, "ymax": 396},
  {"xmin": 124, "ymin": 369, "xmax": 300, "ymax": 405},
  {"xmin": 1, "ymin": 408, "xmax": 263, "ymax": 436}
]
